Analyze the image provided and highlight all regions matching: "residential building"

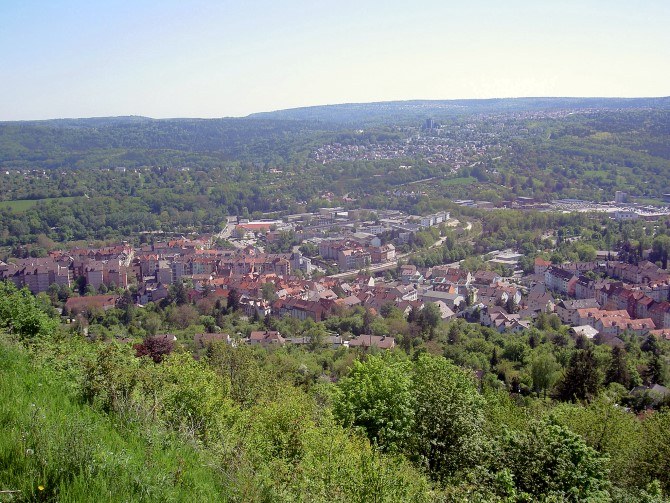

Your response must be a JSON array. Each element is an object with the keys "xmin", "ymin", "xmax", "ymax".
[
  {"xmin": 248, "ymin": 330, "xmax": 285, "ymax": 346},
  {"xmin": 545, "ymin": 266, "xmax": 578, "ymax": 296},
  {"xmin": 348, "ymin": 334, "xmax": 396, "ymax": 350}
]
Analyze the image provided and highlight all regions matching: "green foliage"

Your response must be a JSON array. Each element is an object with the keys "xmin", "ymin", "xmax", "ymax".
[
  {"xmin": 206, "ymin": 341, "xmax": 273, "ymax": 408},
  {"xmin": 148, "ymin": 352, "xmax": 232, "ymax": 442},
  {"xmin": 550, "ymin": 398, "xmax": 642, "ymax": 490},
  {"xmin": 419, "ymin": 302, "xmax": 441, "ymax": 338},
  {"xmin": 605, "ymin": 346, "xmax": 632, "ymax": 389},
  {"xmin": 4, "ymin": 272, "xmax": 670, "ymax": 500},
  {"xmin": 495, "ymin": 420, "xmax": 610, "ymax": 501},
  {"xmin": 1, "ymin": 329, "xmax": 435, "ymax": 502},
  {"xmin": 242, "ymin": 384, "xmax": 315, "ymax": 466},
  {"xmin": 333, "ymin": 355, "xmax": 414, "ymax": 453},
  {"xmin": 530, "ymin": 351, "xmax": 560, "ymax": 396},
  {"xmin": 0, "ymin": 341, "xmax": 228, "ymax": 502},
  {"xmin": 264, "ymin": 230, "xmax": 299, "ymax": 253},
  {"xmin": 260, "ymin": 281, "xmax": 278, "ymax": 302},
  {"xmin": 81, "ymin": 342, "xmax": 140, "ymax": 414},
  {"xmin": 634, "ymin": 410, "xmax": 670, "ymax": 494},
  {"xmin": 554, "ymin": 348, "xmax": 602, "ymax": 402},
  {"xmin": 411, "ymin": 354, "xmax": 485, "ymax": 481},
  {"xmin": 0, "ymin": 281, "xmax": 59, "ymax": 342}
]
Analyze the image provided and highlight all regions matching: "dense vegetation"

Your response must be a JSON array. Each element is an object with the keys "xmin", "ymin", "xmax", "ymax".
[
  {"xmin": 3, "ymin": 278, "xmax": 670, "ymax": 501},
  {"xmin": 248, "ymin": 97, "xmax": 670, "ymax": 125}
]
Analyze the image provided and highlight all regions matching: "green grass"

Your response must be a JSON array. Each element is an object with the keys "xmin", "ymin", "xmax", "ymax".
[
  {"xmin": 0, "ymin": 341, "xmax": 229, "ymax": 502},
  {"xmin": 0, "ymin": 197, "xmax": 79, "ymax": 212},
  {"xmin": 441, "ymin": 176, "xmax": 477, "ymax": 187},
  {"xmin": 634, "ymin": 197, "xmax": 667, "ymax": 207},
  {"xmin": 590, "ymin": 131, "xmax": 614, "ymax": 141}
]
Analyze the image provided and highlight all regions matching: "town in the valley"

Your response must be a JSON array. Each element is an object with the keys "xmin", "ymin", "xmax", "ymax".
[{"xmin": 3, "ymin": 204, "xmax": 669, "ymax": 358}]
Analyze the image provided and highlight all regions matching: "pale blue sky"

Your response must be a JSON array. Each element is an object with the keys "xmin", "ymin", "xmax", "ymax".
[{"xmin": 1, "ymin": 0, "xmax": 668, "ymax": 120}]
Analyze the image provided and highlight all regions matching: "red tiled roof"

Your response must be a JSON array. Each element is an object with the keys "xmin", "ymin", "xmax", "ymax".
[{"xmin": 65, "ymin": 295, "xmax": 119, "ymax": 313}]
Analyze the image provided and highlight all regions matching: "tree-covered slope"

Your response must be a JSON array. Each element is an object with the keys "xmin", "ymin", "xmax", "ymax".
[
  {"xmin": 249, "ymin": 97, "xmax": 670, "ymax": 125},
  {"xmin": 3, "ymin": 279, "xmax": 670, "ymax": 501}
]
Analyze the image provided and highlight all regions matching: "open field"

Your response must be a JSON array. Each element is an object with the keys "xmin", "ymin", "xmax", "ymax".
[
  {"xmin": 441, "ymin": 176, "xmax": 477, "ymax": 186},
  {"xmin": 0, "ymin": 196, "xmax": 79, "ymax": 212}
]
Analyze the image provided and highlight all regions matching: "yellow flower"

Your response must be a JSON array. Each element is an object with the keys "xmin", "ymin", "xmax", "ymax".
[{"xmin": 38, "ymin": 485, "xmax": 44, "ymax": 491}]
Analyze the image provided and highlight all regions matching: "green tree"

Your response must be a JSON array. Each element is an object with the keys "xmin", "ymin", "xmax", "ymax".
[
  {"xmin": 410, "ymin": 354, "xmax": 485, "ymax": 481},
  {"xmin": 530, "ymin": 351, "xmax": 560, "ymax": 397},
  {"xmin": 301, "ymin": 319, "xmax": 326, "ymax": 350},
  {"xmin": 419, "ymin": 302, "xmax": 441, "ymax": 339},
  {"xmin": 149, "ymin": 352, "xmax": 231, "ymax": 441},
  {"xmin": 555, "ymin": 349, "xmax": 602, "ymax": 402},
  {"xmin": 141, "ymin": 311, "xmax": 162, "ymax": 336},
  {"xmin": 206, "ymin": 342, "xmax": 270, "ymax": 408},
  {"xmin": 605, "ymin": 346, "xmax": 631, "ymax": 388},
  {"xmin": 243, "ymin": 385, "xmax": 314, "ymax": 466},
  {"xmin": 380, "ymin": 302, "xmax": 397, "ymax": 319},
  {"xmin": 505, "ymin": 295, "xmax": 518, "ymax": 314},
  {"xmin": 635, "ymin": 409, "xmax": 670, "ymax": 494},
  {"xmin": 200, "ymin": 315, "xmax": 216, "ymax": 333},
  {"xmin": 551, "ymin": 398, "xmax": 642, "ymax": 491},
  {"xmin": 117, "ymin": 289, "xmax": 135, "ymax": 325},
  {"xmin": 261, "ymin": 282, "xmax": 278, "ymax": 302},
  {"xmin": 645, "ymin": 355, "xmax": 666, "ymax": 385},
  {"xmin": 82, "ymin": 343, "xmax": 139, "ymax": 413},
  {"xmin": 227, "ymin": 288, "xmax": 241, "ymax": 312},
  {"xmin": 497, "ymin": 421, "xmax": 610, "ymax": 501},
  {"xmin": 169, "ymin": 280, "xmax": 189, "ymax": 306},
  {"xmin": 333, "ymin": 355, "xmax": 414, "ymax": 453},
  {"xmin": 651, "ymin": 235, "xmax": 670, "ymax": 269},
  {"xmin": 0, "ymin": 282, "xmax": 59, "ymax": 342}
]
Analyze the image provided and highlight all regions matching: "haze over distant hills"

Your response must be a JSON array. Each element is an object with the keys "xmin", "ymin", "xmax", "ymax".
[
  {"xmin": 247, "ymin": 96, "xmax": 670, "ymax": 125},
  {"xmin": 2, "ymin": 97, "xmax": 670, "ymax": 127},
  {"xmin": 0, "ymin": 96, "xmax": 668, "ymax": 176}
]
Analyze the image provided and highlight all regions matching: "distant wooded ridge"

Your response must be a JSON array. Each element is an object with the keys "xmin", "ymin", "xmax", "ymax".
[{"xmin": 3, "ymin": 96, "xmax": 670, "ymax": 126}]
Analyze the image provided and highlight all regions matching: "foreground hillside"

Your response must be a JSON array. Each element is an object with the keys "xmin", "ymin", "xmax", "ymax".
[
  {"xmin": 1, "ymin": 281, "xmax": 670, "ymax": 502},
  {"xmin": 0, "ymin": 342, "xmax": 229, "ymax": 502}
]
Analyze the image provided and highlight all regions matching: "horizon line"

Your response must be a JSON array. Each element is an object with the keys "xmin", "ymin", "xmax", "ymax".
[{"xmin": 2, "ymin": 95, "xmax": 669, "ymax": 123}]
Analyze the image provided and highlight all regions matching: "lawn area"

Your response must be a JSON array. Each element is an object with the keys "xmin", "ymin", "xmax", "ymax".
[
  {"xmin": 634, "ymin": 197, "xmax": 667, "ymax": 207},
  {"xmin": 590, "ymin": 131, "xmax": 614, "ymax": 140},
  {"xmin": 441, "ymin": 176, "xmax": 477, "ymax": 187},
  {"xmin": 0, "ymin": 196, "xmax": 79, "ymax": 212}
]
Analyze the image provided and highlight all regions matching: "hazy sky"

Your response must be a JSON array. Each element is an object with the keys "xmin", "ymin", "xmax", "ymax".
[{"xmin": 1, "ymin": 0, "xmax": 668, "ymax": 120}]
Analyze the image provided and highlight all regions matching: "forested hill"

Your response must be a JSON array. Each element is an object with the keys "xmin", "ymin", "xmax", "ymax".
[
  {"xmin": 1, "ymin": 97, "xmax": 669, "ymax": 170},
  {"xmin": 248, "ymin": 96, "xmax": 670, "ymax": 125},
  {"xmin": 0, "ymin": 117, "xmax": 334, "ymax": 169}
]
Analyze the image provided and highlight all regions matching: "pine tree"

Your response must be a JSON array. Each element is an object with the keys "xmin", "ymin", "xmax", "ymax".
[
  {"xmin": 645, "ymin": 356, "xmax": 664, "ymax": 385},
  {"xmin": 490, "ymin": 347, "xmax": 499, "ymax": 368},
  {"xmin": 555, "ymin": 349, "xmax": 602, "ymax": 402},
  {"xmin": 227, "ymin": 288, "xmax": 240, "ymax": 312},
  {"xmin": 447, "ymin": 323, "xmax": 460, "ymax": 345},
  {"xmin": 605, "ymin": 346, "xmax": 630, "ymax": 388}
]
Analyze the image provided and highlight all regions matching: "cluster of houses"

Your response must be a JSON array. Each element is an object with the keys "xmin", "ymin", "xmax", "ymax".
[
  {"xmin": 318, "ymin": 234, "xmax": 396, "ymax": 272},
  {"xmin": 239, "ymin": 208, "xmax": 450, "ymax": 257},
  {"xmin": 190, "ymin": 330, "xmax": 396, "ymax": 351},
  {"xmin": 310, "ymin": 122, "xmax": 499, "ymax": 169},
  {"xmin": 3, "ymin": 230, "xmax": 670, "ymax": 351},
  {"xmin": 0, "ymin": 244, "xmax": 133, "ymax": 294},
  {"xmin": 535, "ymin": 258, "xmax": 670, "ymax": 346}
]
